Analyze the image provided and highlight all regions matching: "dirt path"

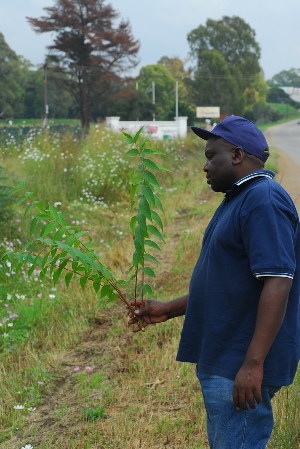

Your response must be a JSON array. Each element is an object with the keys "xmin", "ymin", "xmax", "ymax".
[
  {"xmin": 1, "ymin": 186, "xmax": 214, "ymax": 449},
  {"xmin": 1, "ymin": 126, "xmax": 299, "ymax": 449}
]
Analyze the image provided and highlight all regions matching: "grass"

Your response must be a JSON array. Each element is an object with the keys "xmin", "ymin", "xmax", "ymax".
[
  {"xmin": 0, "ymin": 126, "xmax": 298, "ymax": 448},
  {"xmin": 268, "ymin": 102, "xmax": 299, "ymax": 117},
  {"xmin": 0, "ymin": 118, "xmax": 81, "ymax": 127},
  {"xmin": 258, "ymin": 107, "xmax": 300, "ymax": 132}
]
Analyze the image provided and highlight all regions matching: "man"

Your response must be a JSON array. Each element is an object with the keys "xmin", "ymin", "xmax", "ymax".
[{"xmin": 129, "ymin": 116, "xmax": 300, "ymax": 449}]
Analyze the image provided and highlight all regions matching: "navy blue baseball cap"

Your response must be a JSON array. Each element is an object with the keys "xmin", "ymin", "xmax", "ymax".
[{"xmin": 191, "ymin": 115, "xmax": 269, "ymax": 162}]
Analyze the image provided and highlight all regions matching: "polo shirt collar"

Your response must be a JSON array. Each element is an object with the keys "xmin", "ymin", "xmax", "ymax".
[{"xmin": 225, "ymin": 169, "xmax": 275, "ymax": 201}]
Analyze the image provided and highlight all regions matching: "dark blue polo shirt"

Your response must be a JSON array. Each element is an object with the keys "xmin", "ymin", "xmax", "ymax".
[{"xmin": 176, "ymin": 170, "xmax": 300, "ymax": 386}]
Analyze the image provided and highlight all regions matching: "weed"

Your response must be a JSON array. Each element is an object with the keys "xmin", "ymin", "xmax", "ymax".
[{"xmin": 83, "ymin": 406, "xmax": 106, "ymax": 422}]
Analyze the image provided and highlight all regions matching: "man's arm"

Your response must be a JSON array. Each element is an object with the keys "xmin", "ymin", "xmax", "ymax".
[
  {"xmin": 233, "ymin": 276, "xmax": 292, "ymax": 410},
  {"xmin": 129, "ymin": 294, "xmax": 188, "ymax": 332}
]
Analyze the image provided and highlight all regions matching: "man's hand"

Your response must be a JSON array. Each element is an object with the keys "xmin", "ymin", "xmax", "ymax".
[
  {"xmin": 233, "ymin": 361, "xmax": 263, "ymax": 410},
  {"xmin": 233, "ymin": 276, "xmax": 292, "ymax": 411},
  {"xmin": 128, "ymin": 294, "xmax": 188, "ymax": 332},
  {"xmin": 128, "ymin": 299, "xmax": 171, "ymax": 332}
]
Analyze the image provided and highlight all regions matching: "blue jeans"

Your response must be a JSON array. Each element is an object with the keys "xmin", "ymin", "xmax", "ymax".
[{"xmin": 196, "ymin": 367, "xmax": 281, "ymax": 449}]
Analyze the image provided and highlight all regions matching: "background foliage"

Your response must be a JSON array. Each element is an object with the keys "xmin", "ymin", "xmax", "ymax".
[{"xmin": 1, "ymin": 8, "xmax": 300, "ymax": 128}]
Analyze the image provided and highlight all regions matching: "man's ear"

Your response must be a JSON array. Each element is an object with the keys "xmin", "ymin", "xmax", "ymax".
[{"xmin": 232, "ymin": 146, "xmax": 244, "ymax": 165}]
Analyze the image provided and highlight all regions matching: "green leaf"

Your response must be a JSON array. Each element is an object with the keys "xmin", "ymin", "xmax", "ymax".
[
  {"xmin": 157, "ymin": 165, "xmax": 171, "ymax": 171},
  {"xmin": 41, "ymin": 252, "xmax": 51, "ymax": 268},
  {"xmin": 142, "ymin": 284, "xmax": 153, "ymax": 295},
  {"xmin": 41, "ymin": 222, "xmax": 57, "ymax": 237},
  {"xmin": 72, "ymin": 260, "xmax": 78, "ymax": 271},
  {"xmin": 133, "ymin": 250, "xmax": 142, "ymax": 266},
  {"xmin": 53, "ymin": 228, "xmax": 65, "ymax": 241},
  {"xmin": 144, "ymin": 170, "xmax": 160, "ymax": 187},
  {"xmin": 151, "ymin": 210, "xmax": 164, "ymax": 230},
  {"xmin": 143, "ymin": 267, "xmax": 156, "ymax": 277},
  {"xmin": 15, "ymin": 261, "xmax": 23, "ymax": 273},
  {"xmin": 130, "ymin": 184, "xmax": 138, "ymax": 201},
  {"xmin": 144, "ymin": 240, "xmax": 160, "ymax": 250},
  {"xmin": 141, "ymin": 148, "xmax": 164, "ymax": 156},
  {"xmin": 136, "ymin": 217, "xmax": 147, "ymax": 239},
  {"xmin": 65, "ymin": 236, "xmax": 75, "ymax": 247},
  {"xmin": 143, "ymin": 159, "xmax": 160, "ymax": 171},
  {"xmin": 139, "ymin": 197, "xmax": 152, "ymax": 221},
  {"xmin": 133, "ymin": 127, "xmax": 144, "ymax": 142},
  {"xmin": 106, "ymin": 293, "xmax": 119, "ymax": 303},
  {"xmin": 130, "ymin": 216, "xmax": 137, "ymax": 234},
  {"xmin": 65, "ymin": 272, "xmax": 73, "ymax": 287},
  {"xmin": 134, "ymin": 238, "xmax": 143, "ymax": 253},
  {"xmin": 28, "ymin": 263, "xmax": 36, "ymax": 277},
  {"xmin": 122, "ymin": 131, "xmax": 133, "ymax": 140},
  {"xmin": 22, "ymin": 241, "xmax": 34, "ymax": 252},
  {"xmin": 100, "ymin": 284, "xmax": 113, "ymax": 298},
  {"xmin": 126, "ymin": 148, "xmax": 139, "ymax": 156},
  {"xmin": 39, "ymin": 268, "xmax": 47, "ymax": 281},
  {"xmin": 74, "ymin": 230, "xmax": 88, "ymax": 239},
  {"xmin": 134, "ymin": 225, "xmax": 145, "ymax": 245},
  {"xmin": 80, "ymin": 276, "xmax": 88, "ymax": 290},
  {"xmin": 52, "ymin": 270, "xmax": 61, "ymax": 285},
  {"xmin": 137, "ymin": 212, "xmax": 146, "ymax": 228},
  {"xmin": 93, "ymin": 281, "xmax": 101, "ymax": 293},
  {"xmin": 29, "ymin": 217, "xmax": 39, "ymax": 236},
  {"xmin": 147, "ymin": 225, "xmax": 164, "ymax": 241},
  {"xmin": 51, "ymin": 247, "xmax": 58, "ymax": 257},
  {"xmin": 24, "ymin": 203, "xmax": 34, "ymax": 218},
  {"xmin": 49, "ymin": 205, "xmax": 65, "ymax": 225},
  {"xmin": 33, "ymin": 200, "xmax": 45, "ymax": 211},
  {"xmin": 141, "ymin": 185, "xmax": 155, "ymax": 206},
  {"xmin": 154, "ymin": 195, "xmax": 164, "ymax": 213},
  {"xmin": 144, "ymin": 253, "xmax": 159, "ymax": 263},
  {"xmin": 130, "ymin": 172, "xmax": 143, "ymax": 184}
]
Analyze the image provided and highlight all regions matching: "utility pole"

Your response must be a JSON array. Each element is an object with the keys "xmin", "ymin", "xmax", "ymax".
[
  {"xmin": 152, "ymin": 81, "xmax": 155, "ymax": 121},
  {"xmin": 136, "ymin": 81, "xmax": 139, "ymax": 121},
  {"xmin": 175, "ymin": 81, "xmax": 179, "ymax": 119},
  {"xmin": 43, "ymin": 64, "xmax": 49, "ymax": 126}
]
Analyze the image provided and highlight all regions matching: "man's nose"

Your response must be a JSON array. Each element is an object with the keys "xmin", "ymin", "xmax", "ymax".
[{"xmin": 203, "ymin": 161, "xmax": 209, "ymax": 172}]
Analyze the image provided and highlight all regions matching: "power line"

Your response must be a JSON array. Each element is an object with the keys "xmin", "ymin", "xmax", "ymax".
[{"xmin": 193, "ymin": 75, "xmax": 262, "ymax": 80}]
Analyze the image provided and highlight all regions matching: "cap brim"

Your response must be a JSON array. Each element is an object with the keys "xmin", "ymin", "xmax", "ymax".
[{"xmin": 191, "ymin": 126, "xmax": 216, "ymax": 141}]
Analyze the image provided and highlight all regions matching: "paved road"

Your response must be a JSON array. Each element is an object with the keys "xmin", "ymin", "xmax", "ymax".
[
  {"xmin": 265, "ymin": 119, "xmax": 300, "ymax": 167},
  {"xmin": 265, "ymin": 119, "xmax": 300, "ymax": 211}
]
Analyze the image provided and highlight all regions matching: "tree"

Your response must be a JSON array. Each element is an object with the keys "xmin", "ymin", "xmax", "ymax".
[
  {"xmin": 137, "ymin": 64, "xmax": 176, "ymax": 120},
  {"xmin": 105, "ymin": 85, "xmax": 154, "ymax": 120},
  {"xmin": 187, "ymin": 16, "xmax": 266, "ymax": 116},
  {"xmin": 136, "ymin": 63, "xmax": 196, "ymax": 123},
  {"xmin": 270, "ymin": 68, "xmax": 300, "ymax": 87},
  {"xmin": 0, "ymin": 33, "xmax": 25, "ymax": 118},
  {"xmin": 187, "ymin": 49, "xmax": 239, "ymax": 114},
  {"xmin": 27, "ymin": 0, "xmax": 140, "ymax": 131},
  {"xmin": 158, "ymin": 56, "xmax": 191, "ymax": 100}
]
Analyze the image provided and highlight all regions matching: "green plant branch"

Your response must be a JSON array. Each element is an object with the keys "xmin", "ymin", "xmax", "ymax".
[{"xmin": 4, "ymin": 127, "xmax": 167, "ymax": 332}]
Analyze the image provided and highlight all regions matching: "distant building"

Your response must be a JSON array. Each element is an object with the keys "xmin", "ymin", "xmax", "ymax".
[{"xmin": 281, "ymin": 87, "xmax": 300, "ymax": 104}]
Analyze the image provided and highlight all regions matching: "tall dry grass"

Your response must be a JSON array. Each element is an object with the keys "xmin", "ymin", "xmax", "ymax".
[{"xmin": 0, "ymin": 126, "xmax": 298, "ymax": 449}]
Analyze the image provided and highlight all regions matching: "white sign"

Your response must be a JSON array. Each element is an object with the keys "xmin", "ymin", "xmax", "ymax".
[{"xmin": 196, "ymin": 107, "xmax": 220, "ymax": 118}]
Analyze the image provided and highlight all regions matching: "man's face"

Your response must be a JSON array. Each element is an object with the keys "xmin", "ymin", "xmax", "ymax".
[{"xmin": 203, "ymin": 137, "xmax": 237, "ymax": 193}]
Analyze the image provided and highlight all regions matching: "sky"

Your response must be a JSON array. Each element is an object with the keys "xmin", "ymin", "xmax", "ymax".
[{"xmin": 1, "ymin": 0, "xmax": 300, "ymax": 80}]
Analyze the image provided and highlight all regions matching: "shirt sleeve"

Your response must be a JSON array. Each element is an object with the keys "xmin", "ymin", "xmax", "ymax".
[{"xmin": 240, "ymin": 202, "xmax": 298, "ymax": 279}]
